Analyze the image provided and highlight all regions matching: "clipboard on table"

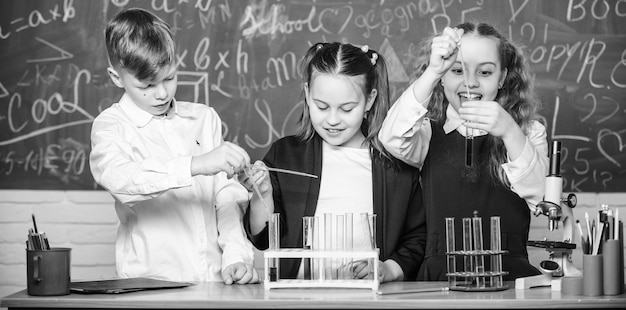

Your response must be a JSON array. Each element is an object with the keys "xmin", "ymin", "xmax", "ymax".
[{"xmin": 70, "ymin": 277, "xmax": 194, "ymax": 294}]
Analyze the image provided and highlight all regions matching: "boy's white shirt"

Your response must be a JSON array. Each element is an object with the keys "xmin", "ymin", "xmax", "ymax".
[
  {"xmin": 378, "ymin": 84, "xmax": 549, "ymax": 208},
  {"xmin": 89, "ymin": 94, "xmax": 254, "ymax": 282}
]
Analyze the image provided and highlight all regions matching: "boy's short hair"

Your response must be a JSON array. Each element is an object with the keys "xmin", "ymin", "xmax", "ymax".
[{"xmin": 105, "ymin": 8, "xmax": 175, "ymax": 82}]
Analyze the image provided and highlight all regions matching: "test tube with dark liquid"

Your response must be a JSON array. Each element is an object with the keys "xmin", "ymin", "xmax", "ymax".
[
  {"xmin": 465, "ymin": 126, "xmax": 474, "ymax": 167},
  {"xmin": 269, "ymin": 213, "xmax": 280, "ymax": 281}
]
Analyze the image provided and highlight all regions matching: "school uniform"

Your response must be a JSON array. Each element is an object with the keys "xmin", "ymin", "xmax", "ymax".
[
  {"xmin": 379, "ymin": 86, "xmax": 548, "ymax": 280},
  {"xmin": 90, "ymin": 95, "xmax": 254, "ymax": 282},
  {"xmin": 245, "ymin": 133, "xmax": 427, "ymax": 280},
  {"xmin": 418, "ymin": 122, "xmax": 541, "ymax": 280}
]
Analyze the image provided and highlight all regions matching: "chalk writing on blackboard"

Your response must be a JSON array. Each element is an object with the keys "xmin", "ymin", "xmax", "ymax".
[{"xmin": 0, "ymin": 0, "xmax": 624, "ymax": 191}]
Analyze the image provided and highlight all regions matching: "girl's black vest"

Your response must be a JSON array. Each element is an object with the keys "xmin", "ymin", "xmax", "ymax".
[{"xmin": 418, "ymin": 121, "xmax": 540, "ymax": 281}]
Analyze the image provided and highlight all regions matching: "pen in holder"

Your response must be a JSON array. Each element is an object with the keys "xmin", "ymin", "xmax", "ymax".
[{"xmin": 446, "ymin": 212, "xmax": 508, "ymax": 291}]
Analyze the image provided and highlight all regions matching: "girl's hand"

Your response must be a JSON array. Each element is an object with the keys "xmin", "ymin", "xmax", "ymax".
[
  {"xmin": 459, "ymin": 100, "xmax": 518, "ymax": 139},
  {"xmin": 427, "ymin": 27, "xmax": 464, "ymax": 76},
  {"xmin": 237, "ymin": 160, "xmax": 272, "ymax": 198},
  {"xmin": 350, "ymin": 259, "xmax": 395, "ymax": 283}
]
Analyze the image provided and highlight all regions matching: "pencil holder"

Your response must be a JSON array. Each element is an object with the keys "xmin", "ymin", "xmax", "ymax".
[
  {"xmin": 602, "ymin": 239, "xmax": 623, "ymax": 295},
  {"xmin": 561, "ymin": 276, "xmax": 583, "ymax": 296},
  {"xmin": 582, "ymin": 254, "xmax": 603, "ymax": 296},
  {"xmin": 26, "ymin": 248, "xmax": 71, "ymax": 296}
]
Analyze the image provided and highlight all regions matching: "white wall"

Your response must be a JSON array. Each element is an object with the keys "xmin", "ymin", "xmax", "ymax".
[{"xmin": 1, "ymin": 190, "xmax": 624, "ymax": 300}]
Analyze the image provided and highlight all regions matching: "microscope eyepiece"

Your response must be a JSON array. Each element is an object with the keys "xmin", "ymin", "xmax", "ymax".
[{"xmin": 549, "ymin": 140, "xmax": 561, "ymax": 176}]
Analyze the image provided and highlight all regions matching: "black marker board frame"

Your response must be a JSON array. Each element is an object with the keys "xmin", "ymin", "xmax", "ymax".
[{"xmin": 0, "ymin": 0, "xmax": 624, "ymax": 191}]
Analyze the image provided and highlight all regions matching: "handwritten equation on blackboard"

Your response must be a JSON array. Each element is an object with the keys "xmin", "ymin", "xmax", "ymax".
[{"xmin": 0, "ymin": 0, "xmax": 624, "ymax": 191}]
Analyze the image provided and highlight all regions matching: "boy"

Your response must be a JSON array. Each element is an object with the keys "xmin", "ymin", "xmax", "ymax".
[{"xmin": 90, "ymin": 8, "xmax": 258, "ymax": 284}]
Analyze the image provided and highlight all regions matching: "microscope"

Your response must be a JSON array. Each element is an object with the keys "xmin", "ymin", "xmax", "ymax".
[{"xmin": 515, "ymin": 141, "xmax": 582, "ymax": 290}]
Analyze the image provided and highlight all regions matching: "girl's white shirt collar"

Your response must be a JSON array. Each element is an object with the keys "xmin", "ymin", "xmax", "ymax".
[{"xmin": 443, "ymin": 104, "xmax": 485, "ymax": 137}]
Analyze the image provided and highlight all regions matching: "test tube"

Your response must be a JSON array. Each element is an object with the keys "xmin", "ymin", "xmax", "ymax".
[
  {"xmin": 462, "ymin": 217, "xmax": 473, "ymax": 286},
  {"xmin": 458, "ymin": 40, "xmax": 474, "ymax": 168},
  {"xmin": 472, "ymin": 214, "xmax": 485, "ymax": 288},
  {"xmin": 344, "ymin": 213, "xmax": 354, "ymax": 280},
  {"xmin": 490, "ymin": 216, "xmax": 503, "ymax": 287},
  {"xmin": 269, "ymin": 213, "xmax": 280, "ymax": 282},
  {"xmin": 465, "ymin": 127, "xmax": 474, "ymax": 167},
  {"xmin": 369, "ymin": 213, "xmax": 378, "ymax": 280},
  {"xmin": 445, "ymin": 217, "xmax": 457, "ymax": 287},
  {"xmin": 302, "ymin": 216, "xmax": 317, "ymax": 280},
  {"xmin": 324, "ymin": 213, "xmax": 333, "ymax": 280},
  {"xmin": 345, "ymin": 213, "xmax": 354, "ymax": 251},
  {"xmin": 336, "ymin": 214, "xmax": 345, "ymax": 279},
  {"xmin": 361, "ymin": 213, "xmax": 377, "ymax": 280},
  {"xmin": 362, "ymin": 213, "xmax": 377, "ymax": 249}
]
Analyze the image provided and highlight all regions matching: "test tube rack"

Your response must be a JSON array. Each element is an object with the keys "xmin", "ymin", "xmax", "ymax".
[
  {"xmin": 445, "ymin": 249, "xmax": 509, "ymax": 291},
  {"xmin": 263, "ymin": 249, "xmax": 380, "ymax": 290},
  {"xmin": 445, "ymin": 214, "xmax": 509, "ymax": 292}
]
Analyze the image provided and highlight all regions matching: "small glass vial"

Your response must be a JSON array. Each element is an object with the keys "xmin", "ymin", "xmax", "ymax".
[{"xmin": 269, "ymin": 213, "xmax": 280, "ymax": 282}]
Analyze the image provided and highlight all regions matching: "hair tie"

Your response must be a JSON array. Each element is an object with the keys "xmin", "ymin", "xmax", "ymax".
[
  {"xmin": 361, "ymin": 45, "xmax": 369, "ymax": 53},
  {"xmin": 316, "ymin": 43, "xmax": 323, "ymax": 50},
  {"xmin": 371, "ymin": 52, "xmax": 378, "ymax": 65}
]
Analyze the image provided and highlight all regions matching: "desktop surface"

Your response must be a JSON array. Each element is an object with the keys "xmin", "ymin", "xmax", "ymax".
[{"xmin": 2, "ymin": 281, "xmax": 626, "ymax": 309}]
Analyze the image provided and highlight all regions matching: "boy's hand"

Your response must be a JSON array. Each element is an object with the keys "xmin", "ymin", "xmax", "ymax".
[
  {"xmin": 191, "ymin": 142, "xmax": 251, "ymax": 178},
  {"xmin": 222, "ymin": 262, "xmax": 260, "ymax": 285},
  {"xmin": 237, "ymin": 161, "xmax": 272, "ymax": 198}
]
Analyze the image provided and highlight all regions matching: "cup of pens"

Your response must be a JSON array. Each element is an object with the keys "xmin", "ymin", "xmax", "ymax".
[
  {"xmin": 26, "ymin": 214, "xmax": 71, "ymax": 296},
  {"xmin": 579, "ymin": 207, "xmax": 624, "ymax": 296}
]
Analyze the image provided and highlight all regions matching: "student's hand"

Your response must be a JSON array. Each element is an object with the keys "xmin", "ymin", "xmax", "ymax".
[
  {"xmin": 191, "ymin": 142, "xmax": 251, "ymax": 178},
  {"xmin": 459, "ymin": 100, "xmax": 520, "ymax": 139},
  {"xmin": 237, "ymin": 161, "xmax": 272, "ymax": 198},
  {"xmin": 427, "ymin": 27, "xmax": 464, "ymax": 77},
  {"xmin": 351, "ymin": 259, "xmax": 396, "ymax": 283},
  {"xmin": 222, "ymin": 262, "xmax": 260, "ymax": 285},
  {"xmin": 460, "ymin": 100, "xmax": 528, "ymax": 160}
]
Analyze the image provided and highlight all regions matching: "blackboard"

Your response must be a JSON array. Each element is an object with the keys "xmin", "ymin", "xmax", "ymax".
[{"xmin": 0, "ymin": 0, "xmax": 624, "ymax": 191}]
